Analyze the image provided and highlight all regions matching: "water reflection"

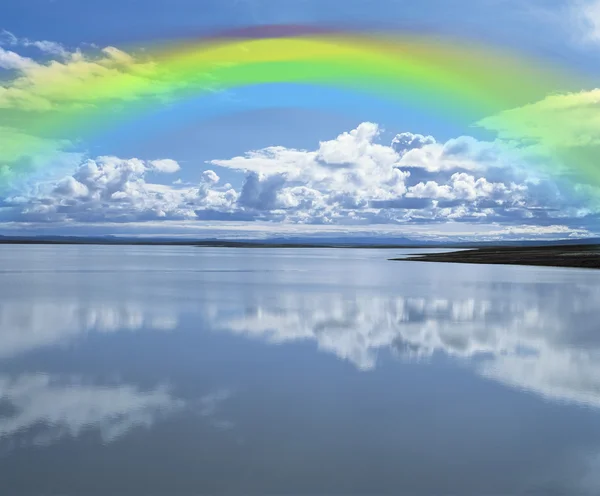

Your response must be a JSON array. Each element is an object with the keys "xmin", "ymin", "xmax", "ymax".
[
  {"xmin": 1, "ymin": 277, "xmax": 600, "ymax": 409},
  {"xmin": 0, "ymin": 300, "xmax": 179, "ymax": 359},
  {"xmin": 0, "ymin": 247, "xmax": 599, "ymax": 494},
  {"xmin": 211, "ymin": 286, "xmax": 600, "ymax": 408},
  {"xmin": 0, "ymin": 375, "xmax": 183, "ymax": 447},
  {"xmin": 0, "ymin": 373, "xmax": 235, "ymax": 450}
]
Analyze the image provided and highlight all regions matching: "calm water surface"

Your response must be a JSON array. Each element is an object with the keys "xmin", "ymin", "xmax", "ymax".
[{"xmin": 1, "ymin": 245, "xmax": 600, "ymax": 495}]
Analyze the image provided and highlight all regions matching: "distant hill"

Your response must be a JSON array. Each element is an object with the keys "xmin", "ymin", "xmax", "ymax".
[{"xmin": 0, "ymin": 234, "xmax": 598, "ymax": 248}]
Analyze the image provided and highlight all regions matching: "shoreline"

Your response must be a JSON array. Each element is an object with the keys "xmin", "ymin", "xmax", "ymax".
[
  {"xmin": 392, "ymin": 244, "xmax": 600, "ymax": 270},
  {"xmin": 0, "ymin": 239, "xmax": 599, "ymax": 269}
]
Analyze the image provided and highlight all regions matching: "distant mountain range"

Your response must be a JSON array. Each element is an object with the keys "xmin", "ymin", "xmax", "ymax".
[{"xmin": 0, "ymin": 234, "xmax": 598, "ymax": 248}]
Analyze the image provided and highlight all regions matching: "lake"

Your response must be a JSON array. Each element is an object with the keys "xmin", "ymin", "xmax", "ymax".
[{"xmin": 0, "ymin": 245, "xmax": 599, "ymax": 495}]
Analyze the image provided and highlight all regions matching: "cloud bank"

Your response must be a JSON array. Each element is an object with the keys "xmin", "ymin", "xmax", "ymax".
[{"xmin": 0, "ymin": 122, "xmax": 596, "ymax": 238}]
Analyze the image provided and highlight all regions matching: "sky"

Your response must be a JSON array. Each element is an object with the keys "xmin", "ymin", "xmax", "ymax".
[{"xmin": 1, "ymin": 0, "xmax": 600, "ymax": 241}]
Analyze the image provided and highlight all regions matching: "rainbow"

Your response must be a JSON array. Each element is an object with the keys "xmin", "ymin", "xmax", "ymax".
[{"xmin": 0, "ymin": 25, "xmax": 590, "ymax": 186}]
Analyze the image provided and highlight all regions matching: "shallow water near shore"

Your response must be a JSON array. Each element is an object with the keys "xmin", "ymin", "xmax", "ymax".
[{"xmin": 1, "ymin": 245, "xmax": 600, "ymax": 495}]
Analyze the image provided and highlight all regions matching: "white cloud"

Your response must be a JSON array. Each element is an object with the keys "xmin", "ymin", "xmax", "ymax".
[
  {"xmin": 397, "ymin": 135, "xmax": 529, "ymax": 174},
  {"xmin": 4, "ymin": 156, "xmax": 238, "ymax": 223},
  {"xmin": 407, "ymin": 172, "xmax": 524, "ymax": 202},
  {"xmin": 0, "ymin": 219, "xmax": 589, "ymax": 241},
  {"xmin": 149, "ymin": 159, "xmax": 181, "ymax": 174},
  {"xmin": 0, "ymin": 122, "xmax": 596, "ymax": 233},
  {"xmin": 211, "ymin": 124, "xmax": 595, "ymax": 226},
  {"xmin": 391, "ymin": 131, "xmax": 436, "ymax": 153},
  {"xmin": 202, "ymin": 169, "xmax": 220, "ymax": 184},
  {"xmin": 407, "ymin": 180, "xmax": 454, "ymax": 200},
  {"xmin": 27, "ymin": 40, "xmax": 69, "ymax": 58},
  {"xmin": 100, "ymin": 46, "xmax": 135, "ymax": 65},
  {"xmin": 574, "ymin": 0, "xmax": 600, "ymax": 42},
  {"xmin": 1, "ymin": 30, "xmax": 69, "ymax": 58},
  {"xmin": 0, "ymin": 46, "xmax": 36, "ymax": 71},
  {"xmin": 0, "ymin": 30, "xmax": 18, "ymax": 45}
]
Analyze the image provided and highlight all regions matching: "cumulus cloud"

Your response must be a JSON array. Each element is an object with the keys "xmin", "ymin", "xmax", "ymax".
[
  {"xmin": 398, "ymin": 136, "xmax": 511, "ymax": 173},
  {"xmin": 210, "ymin": 123, "xmax": 596, "ymax": 227},
  {"xmin": 149, "ymin": 159, "xmax": 181, "ymax": 174},
  {"xmin": 3, "ymin": 156, "xmax": 237, "ymax": 223},
  {"xmin": 407, "ymin": 172, "xmax": 526, "ymax": 203},
  {"xmin": 391, "ymin": 131, "xmax": 436, "ymax": 153},
  {"xmin": 1, "ymin": 122, "xmax": 597, "ymax": 232},
  {"xmin": 202, "ymin": 169, "xmax": 220, "ymax": 184}
]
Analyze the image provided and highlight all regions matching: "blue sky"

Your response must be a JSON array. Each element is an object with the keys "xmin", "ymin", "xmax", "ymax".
[{"xmin": 1, "ymin": 0, "xmax": 600, "ymax": 240}]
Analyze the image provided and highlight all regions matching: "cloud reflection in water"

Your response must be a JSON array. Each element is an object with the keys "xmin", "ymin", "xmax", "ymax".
[{"xmin": 210, "ymin": 284, "xmax": 600, "ymax": 408}]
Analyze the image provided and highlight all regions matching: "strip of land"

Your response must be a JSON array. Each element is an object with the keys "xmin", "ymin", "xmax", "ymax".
[
  {"xmin": 0, "ymin": 238, "xmax": 445, "ymax": 248},
  {"xmin": 392, "ymin": 244, "xmax": 600, "ymax": 269},
  {"xmin": 0, "ymin": 235, "xmax": 599, "ymax": 250},
  {"xmin": 1, "ymin": 236, "xmax": 600, "ymax": 269}
]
